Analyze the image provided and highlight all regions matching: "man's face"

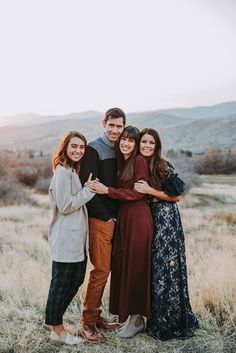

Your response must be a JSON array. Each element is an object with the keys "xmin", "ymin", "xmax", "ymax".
[{"xmin": 103, "ymin": 117, "xmax": 125, "ymax": 142}]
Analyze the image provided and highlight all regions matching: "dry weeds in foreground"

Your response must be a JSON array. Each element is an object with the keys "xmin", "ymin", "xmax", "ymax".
[{"xmin": 0, "ymin": 175, "xmax": 235, "ymax": 353}]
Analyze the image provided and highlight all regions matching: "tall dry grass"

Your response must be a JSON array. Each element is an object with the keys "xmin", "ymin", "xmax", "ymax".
[{"xmin": 0, "ymin": 176, "xmax": 235, "ymax": 353}]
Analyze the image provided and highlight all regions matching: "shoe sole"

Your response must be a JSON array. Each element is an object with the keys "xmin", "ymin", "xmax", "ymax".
[
  {"xmin": 117, "ymin": 327, "xmax": 145, "ymax": 339},
  {"xmin": 50, "ymin": 339, "xmax": 82, "ymax": 346},
  {"xmin": 82, "ymin": 332, "xmax": 104, "ymax": 344}
]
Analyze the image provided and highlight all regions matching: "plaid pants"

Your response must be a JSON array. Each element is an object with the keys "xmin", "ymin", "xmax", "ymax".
[{"xmin": 45, "ymin": 259, "xmax": 87, "ymax": 325}]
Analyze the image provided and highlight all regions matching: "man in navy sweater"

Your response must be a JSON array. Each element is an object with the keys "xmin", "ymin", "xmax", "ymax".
[{"xmin": 80, "ymin": 107, "xmax": 126, "ymax": 342}]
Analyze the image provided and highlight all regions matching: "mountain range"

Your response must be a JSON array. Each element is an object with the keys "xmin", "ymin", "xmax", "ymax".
[{"xmin": 0, "ymin": 101, "xmax": 235, "ymax": 153}]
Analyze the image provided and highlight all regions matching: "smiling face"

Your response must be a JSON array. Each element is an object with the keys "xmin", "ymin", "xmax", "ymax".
[
  {"xmin": 119, "ymin": 135, "xmax": 136, "ymax": 160},
  {"xmin": 66, "ymin": 136, "xmax": 86, "ymax": 163},
  {"xmin": 103, "ymin": 117, "xmax": 125, "ymax": 142},
  {"xmin": 139, "ymin": 133, "xmax": 156, "ymax": 157}
]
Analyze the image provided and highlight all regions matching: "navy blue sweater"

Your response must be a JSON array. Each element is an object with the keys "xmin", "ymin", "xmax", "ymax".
[{"xmin": 80, "ymin": 134, "xmax": 118, "ymax": 221}]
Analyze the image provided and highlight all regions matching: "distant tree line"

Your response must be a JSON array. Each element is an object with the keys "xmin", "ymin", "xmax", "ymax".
[
  {"xmin": 166, "ymin": 148, "xmax": 236, "ymax": 174},
  {"xmin": 0, "ymin": 147, "xmax": 235, "ymax": 205},
  {"xmin": 166, "ymin": 149, "xmax": 193, "ymax": 158}
]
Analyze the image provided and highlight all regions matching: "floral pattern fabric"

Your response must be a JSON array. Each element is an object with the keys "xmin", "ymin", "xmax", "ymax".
[{"xmin": 146, "ymin": 200, "xmax": 198, "ymax": 340}]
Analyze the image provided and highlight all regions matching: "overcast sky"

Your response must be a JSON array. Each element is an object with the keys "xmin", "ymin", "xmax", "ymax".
[{"xmin": 0, "ymin": 0, "xmax": 236, "ymax": 120}]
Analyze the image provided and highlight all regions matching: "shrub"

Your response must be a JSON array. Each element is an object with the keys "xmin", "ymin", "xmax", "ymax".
[
  {"xmin": 194, "ymin": 149, "xmax": 236, "ymax": 174},
  {"xmin": 0, "ymin": 179, "xmax": 36, "ymax": 205},
  {"xmin": 34, "ymin": 177, "xmax": 51, "ymax": 194},
  {"xmin": 0, "ymin": 150, "xmax": 12, "ymax": 176},
  {"xmin": 213, "ymin": 211, "xmax": 236, "ymax": 226},
  {"xmin": 0, "ymin": 179, "xmax": 11, "ymax": 198},
  {"xmin": 180, "ymin": 149, "xmax": 193, "ymax": 157},
  {"xmin": 33, "ymin": 157, "xmax": 52, "ymax": 178},
  {"xmin": 16, "ymin": 167, "xmax": 39, "ymax": 187}
]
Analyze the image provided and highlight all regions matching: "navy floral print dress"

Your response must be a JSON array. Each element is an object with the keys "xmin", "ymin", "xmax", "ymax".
[{"xmin": 146, "ymin": 166, "xmax": 198, "ymax": 340}]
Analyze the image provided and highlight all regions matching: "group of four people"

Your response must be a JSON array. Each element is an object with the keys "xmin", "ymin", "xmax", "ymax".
[{"xmin": 44, "ymin": 107, "xmax": 198, "ymax": 345}]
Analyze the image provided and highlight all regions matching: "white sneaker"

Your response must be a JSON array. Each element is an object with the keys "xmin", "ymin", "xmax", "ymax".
[
  {"xmin": 50, "ymin": 330, "xmax": 83, "ymax": 345},
  {"xmin": 117, "ymin": 315, "xmax": 145, "ymax": 338}
]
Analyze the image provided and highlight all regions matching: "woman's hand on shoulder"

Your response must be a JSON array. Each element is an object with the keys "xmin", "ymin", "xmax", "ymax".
[{"xmin": 134, "ymin": 180, "xmax": 152, "ymax": 194}]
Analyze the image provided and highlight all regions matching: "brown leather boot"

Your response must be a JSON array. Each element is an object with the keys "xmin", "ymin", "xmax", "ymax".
[{"xmin": 82, "ymin": 323, "xmax": 104, "ymax": 343}]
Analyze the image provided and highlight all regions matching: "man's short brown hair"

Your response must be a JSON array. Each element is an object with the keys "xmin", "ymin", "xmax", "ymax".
[{"xmin": 104, "ymin": 107, "xmax": 126, "ymax": 125}]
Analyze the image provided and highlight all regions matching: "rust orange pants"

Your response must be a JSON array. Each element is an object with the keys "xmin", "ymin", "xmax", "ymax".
[{"xmin": 82, "ymin": 218, "xmax": 115, "ymax": 325}]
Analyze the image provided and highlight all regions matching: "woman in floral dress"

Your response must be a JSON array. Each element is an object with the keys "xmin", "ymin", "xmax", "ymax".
[{"xmin": 134, "ymin": 128, "xmax": 198, "ymax": 341}]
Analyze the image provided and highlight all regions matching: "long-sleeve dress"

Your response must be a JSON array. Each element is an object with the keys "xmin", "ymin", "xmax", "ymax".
[
  {"xmin": 107, "ymin": 155, "xmax": 153, "ymax": 323},
  {"xmin": 146, "ymin": 165, "xmax": 198, "ymax": 340}
]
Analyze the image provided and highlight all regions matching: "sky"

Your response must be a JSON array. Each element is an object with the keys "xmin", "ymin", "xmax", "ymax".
[{"xmin": 0, "ymin": 0, "xmax": 236, "ymax": 121}]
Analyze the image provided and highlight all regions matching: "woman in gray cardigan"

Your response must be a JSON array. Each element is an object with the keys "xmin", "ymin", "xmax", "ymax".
[{"xmin": 44, "ymin": 131, "xmax": 94, "ymax": 345}]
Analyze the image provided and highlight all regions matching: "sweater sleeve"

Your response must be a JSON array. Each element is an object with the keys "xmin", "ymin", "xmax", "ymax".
[
  {"xmin": 79, "ymin": 146, "xmax": 113, "ymax": 221},
  {"xmin": 108, "ymin": 155, "xmax": 149, "ymax": 201},
  {"xmin": 51, "ymin": 167, "xmax": 94, "ymax": 215}
]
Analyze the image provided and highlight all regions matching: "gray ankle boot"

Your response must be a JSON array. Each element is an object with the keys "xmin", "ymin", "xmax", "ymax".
[{"xmin": 117, "ymin": 315, "xmax": 145, "ymax": 338}]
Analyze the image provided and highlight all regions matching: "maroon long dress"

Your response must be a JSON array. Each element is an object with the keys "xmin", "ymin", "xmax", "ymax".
[{"xmin": 108, "ymin": 155, "xmax": 153, "ymax": 322}]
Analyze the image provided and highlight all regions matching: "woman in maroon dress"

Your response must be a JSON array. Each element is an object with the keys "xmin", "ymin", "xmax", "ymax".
[{"xmin": 88, "ymin": 126, "xmax": 153, "ymax": 338}]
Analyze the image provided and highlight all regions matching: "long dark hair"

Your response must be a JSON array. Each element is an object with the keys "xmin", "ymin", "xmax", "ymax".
[
  {"xmin": 117, "ymin": 126, "xmax": 140, "ymax": 182},
  {"xmin": 139, "ymin": 128, "xmax": 169, "ymax": 189},
  {"xmin": 52, "ymin": 130, "xmax": 87, "ymax": 174}
]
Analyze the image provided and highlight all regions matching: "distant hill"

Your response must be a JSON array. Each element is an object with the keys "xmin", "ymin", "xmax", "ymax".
[
  {"xmin": 0, "ymin": 102, "xmax": 235, "ymax": 153},
  {"xmin": 159, "ymin": 101, "xmax": 236, "ymax": 119},
  {"xmin": 0, "ymin": 110, "xmax": 101, "ymax": 127}
]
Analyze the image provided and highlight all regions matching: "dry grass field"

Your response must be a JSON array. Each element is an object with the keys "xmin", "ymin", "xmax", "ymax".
[{"xmin": 0, "ymin": 175, "xmax": 235, "ymax": 353}]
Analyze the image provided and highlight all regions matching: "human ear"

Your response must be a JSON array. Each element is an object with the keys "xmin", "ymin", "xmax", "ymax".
[{"xmin": 102, "ymin": 119, "xmax": 106, "ymax": 128}]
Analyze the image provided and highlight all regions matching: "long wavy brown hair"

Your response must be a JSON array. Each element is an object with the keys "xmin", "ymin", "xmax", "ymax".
[
  {"xmin": 140, "ymin": 128, "xmax": 169, "ymax": 190},
  {"xmin": 117, "ymin": 126, "xmax": 140, "ymax": 182},
  {"xmin": 52, "ymin": 131, "xmax": 87, "ymax": 174}
]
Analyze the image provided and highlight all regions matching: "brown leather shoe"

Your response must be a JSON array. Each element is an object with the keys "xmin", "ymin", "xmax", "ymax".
[
  {"xmin": 82, "ymin": 323, "xmax": 104, "ymax": 343},
  {"xmin": 96, "ymin": 317, "xmax": 122, "ymax": 331}
]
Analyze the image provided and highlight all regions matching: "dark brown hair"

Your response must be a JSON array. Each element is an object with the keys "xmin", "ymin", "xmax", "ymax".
[
  {"xmin": 104, "ymin": 107, "xmax": 126, "ymax": 125},
  {"xmin": 140, "ymin": 128, "xmax": 169, "ymax": 189},
  {"xmin": 52, "ymin": 131, "xmax": 87, "ymax": 174},
  {"xmin": 117, "ymin": 126, "xmax": 140, "ymax": 182}
]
